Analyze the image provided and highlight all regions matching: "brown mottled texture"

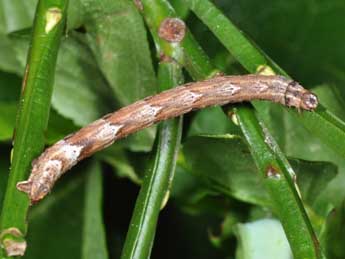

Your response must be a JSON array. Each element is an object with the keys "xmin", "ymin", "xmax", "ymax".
[
  {"xmin": 158, "ymin": 17, "xmax": 186, "ymax": 42},
  {"xmin": 17, "ymin": 75, "xmax": 318, "ymax": 203}
]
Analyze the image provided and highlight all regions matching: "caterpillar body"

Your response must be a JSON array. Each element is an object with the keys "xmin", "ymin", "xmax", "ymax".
[{"xmin": 16, "ymin": 75, "xmax": 318, "ymax": 203}]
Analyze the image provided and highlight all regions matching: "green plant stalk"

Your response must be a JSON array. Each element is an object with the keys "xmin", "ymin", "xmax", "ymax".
[
  {"xmin": 186, "ymin": 0, "xmax": 345, "ymax": 159},
  {"xmin": 120, "ymin": 62, "xmax": 183, "ymax": 259},
  {"xmin": 139, "ymin": 0, "xmax": 322, "ymax": 258},
  {"xmin": 0, "ymin": 0, "xmax": 68, "ymax": 256},
  {"xmin": 82, "ymin": 160, "xmax": 108, "ymax": 259},
  {"xmin": 228, "ymin": 105, "xmax": 322, "ymax": 259},
  {"xmin": 120, "ymin": 3, "xmax": 185, "ymax": 257}
]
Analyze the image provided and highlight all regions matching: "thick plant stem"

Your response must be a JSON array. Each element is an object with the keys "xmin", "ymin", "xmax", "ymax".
[
  {"xmin": 120, "ymin": 62, "xmax": 183, "ymax": 259},
  {"xmin": 186, "ymin": 0, "xmax": 345, "ymax": 159},
  {"xmin": 226, "ymin": 105, "xmax": 322, "ymax": 259},
  {"xmin": 139, "ymin": 0, "xmax": 322, "ymax": 258},
  {"xmin": 120, "ymin": 4, "xmax": 185, "ymax": 257},
  {"xmin": 0, "ymin": 0, "xmax": 68, "ymax": 257},
  {"xmin": 82, "ymin": 160, "xmax": 108, "ymax": 259}
]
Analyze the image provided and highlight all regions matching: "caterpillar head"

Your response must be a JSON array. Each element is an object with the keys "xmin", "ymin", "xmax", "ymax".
[{"xmin": 17, "ymin": 159, "xmax": 62, "ymax": 204}]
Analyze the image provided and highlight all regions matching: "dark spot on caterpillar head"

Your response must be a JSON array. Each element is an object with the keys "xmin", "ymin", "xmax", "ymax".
[{"xmin": 301, "ymin": 92, "xmax": 318, "ymax": 111}]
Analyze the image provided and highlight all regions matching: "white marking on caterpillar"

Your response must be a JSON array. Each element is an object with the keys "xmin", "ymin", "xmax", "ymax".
[
  {"xmin": 141, "ymin": 104, "xmax": 163, "ymax": 117},
  {"xmin": 41, "ymin": 160, "xmax": 62, "ymax": 180},
  {"xmin": 16, "ymin": 75, "xmax": 318, "ymax": 203},
  {"xmin": 188, "ymin": 91, "xmax": 203, "ymax": 101},
  {"xmin": 59, "ymin": 143, "xmax": 83, "ymax": 165},
  {"xmin": 95, "ymin": 123, "xmax": 123, "ymax": 141},
  {"xmin": 252, "ymin": 82, "xmax": 269, "ymax": 92},
  {"xmin": 220, "ymin": 83, "xmax": 241, "ymax": 94}
]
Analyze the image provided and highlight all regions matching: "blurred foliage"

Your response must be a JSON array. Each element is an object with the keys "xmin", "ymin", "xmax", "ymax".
[{"xmin": 0, "ymin": 0, "xmax": 344, "ymax": 258}]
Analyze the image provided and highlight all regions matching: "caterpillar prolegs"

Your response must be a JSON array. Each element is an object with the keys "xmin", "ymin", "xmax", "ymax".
[{"xmin": 16, "ymin": 75, "xmax": 318, "ymax": 203}]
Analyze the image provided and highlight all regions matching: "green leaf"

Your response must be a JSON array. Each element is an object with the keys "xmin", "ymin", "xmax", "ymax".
[
  {"xmin": 0, "ymin": 0, "xmax": 37, "ymax": 33},
  {"xmin": 0, "ymin": 102, "xmax": 80, "ymax": 144},
  {"xmin": 24, "ymin": 170, "xmax": 85, "ymax": 259},
  {"xmin": 53, "ymin": 36, "xmax": 113, "ymax": 126},
  {"xmin": 0, "ymin": 0, "xmax": 87, "ymax": 34},
  {"xmin": 170, "ymin": 0, "xmax": 190, "ymax": 18},
  {"xmin": 9, "ymin": 32, "xmax": 114, "ymax": 126},
  {"xmin": 0, "ymin": 147, "xmax": 10, "ymax": 210},
  {"xmin": 23, "ymin": 161, "xmax": 108, "ymax": 259},
  {"xmin": 46, "ymin": 109, "xmax": 80, "ymax": 144},
  {"xmin": 0, "ymin": 103, "xmax": 17, "ymax": 141},
  {"xmin": 81, "ymin": 0, "xmax": 157, "ymax": 151},
  {"xmin": 188, "ymin": 106, "xmax": 240, "ymax": 137},
  {"xmin": 171, "ymin": 164, "xmax": 215, "ymax": 210},
  {"xmin": 66, "ymin": 0, "xmax": 85, "ymax": 30},
  {"xmin": 0, "ymin": 71, "xmax": 21, "ymax": 102},
  {"xmin": 182, "ymin": 135, "xmax": 270, "ymax": 207},
  {"xmin": 215, "ymin": 0, "xmax": 345, "ymax": 86},
  {"xmin": 96, "ymin": 145, "xmax": 140, "ymax": 184},
  {"xmin": 0, "ymin": 36, "xmax": 21, "ymax": 73},
  {"xmin": 321, "ymin": 201, "xmax": 345, "ymax": 259},
  {"xmin": 182, "ymin": 135, "xmax": 337, "ymax": 216},
  {"xmin": 235, "ymin": 219, "xmax": 292, "ymax": 259},
  {"xmin": 313, "ymin": 85, "xmax": 345, "ymax": 122},
  {"xmin": 0, "ymin": 70, "xmax": 80, "ymax": 145},
  {"xmin": 82, "ymin": 160, "xmax": 108, "ymax": 259},
  {"xmin": 290, "ymin": 159, "xmax": 337, "ymax": 216}
]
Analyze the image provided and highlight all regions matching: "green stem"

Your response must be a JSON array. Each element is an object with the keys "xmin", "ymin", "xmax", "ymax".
[
  {"xmin": 226, "ymin": 105, "xmax": 322, "ymax": 259},
  {"xmin": 140, "ymin": 0, "xmax": 322, "ymax": 258},
  {"xmin": 82, "ymin": 160, "xmax": 108, "ymax": 259},
  {"xmin": 0, "ymin": 0, "xmax": 68, "ymax": 257},
  {"xmin": 186, "ymin": 0, "xmax": 345, "ymax": 159},
  {"xmin": 120, "ymin": 62, "xmax": 183, "ymax": 259}
]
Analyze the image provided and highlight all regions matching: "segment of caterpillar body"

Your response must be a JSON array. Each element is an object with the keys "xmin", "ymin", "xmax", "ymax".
[{"xmin": 16, "ymin": 75, "xmax": 318, "ymax": 203}]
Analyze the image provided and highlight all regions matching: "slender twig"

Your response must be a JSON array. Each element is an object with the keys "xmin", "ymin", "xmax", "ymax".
[
  {"xmin": 82, "ymin": 160, "xmax": 108, "ymax": 259},
  {"xmin": 120, "ymin": 62, "xmax": 183, "ymax": 259},
  {"xmin": 0, "ymin": 0, "xmax": 68, "ymax": 257},
  {"xmin": 120, "ymin": 3, "xmax": 185, "ymax": 257},
  {"xmin": 225, "ymin": 105, "xmax": 322, "ymax": 259}
]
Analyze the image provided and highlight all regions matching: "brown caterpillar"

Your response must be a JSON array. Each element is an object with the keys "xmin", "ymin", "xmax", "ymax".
[{"xmin": 16, "ymin": 75, "xmax": 318, "ymax": 203}]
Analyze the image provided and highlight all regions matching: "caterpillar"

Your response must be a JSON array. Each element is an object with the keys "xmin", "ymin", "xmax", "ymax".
[{"xmin": 16, "ymin": 75, "xmax": 318, "ymax": 203}]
